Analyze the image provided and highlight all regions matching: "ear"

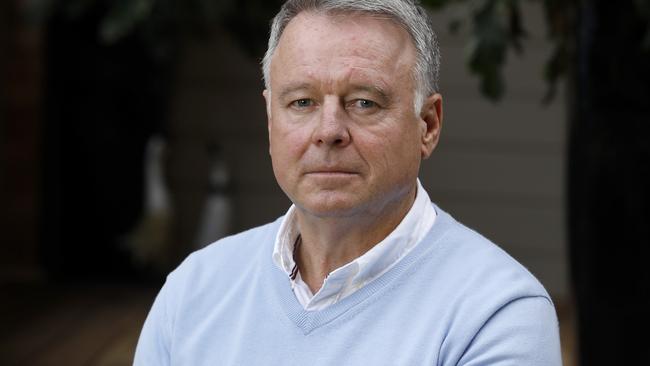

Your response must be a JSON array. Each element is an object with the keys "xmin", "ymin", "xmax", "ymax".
[
  {"xmin": 418, "ymin": 93, "xmax": 443, "ymax": 159},
  {"xmin": 263, "ymin": 89, "xmax": 272, "ymax": 155}
]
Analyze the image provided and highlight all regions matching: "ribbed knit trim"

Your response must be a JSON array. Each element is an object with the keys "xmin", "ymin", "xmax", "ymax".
[{"xmin": 265, "ymin": 203, "xmax": 455, "ymax": 335}]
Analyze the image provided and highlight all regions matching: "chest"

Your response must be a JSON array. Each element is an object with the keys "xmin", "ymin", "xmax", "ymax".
[{"xmin": 168, "ymin": 287, "xmax": 459, "ymax": 366}]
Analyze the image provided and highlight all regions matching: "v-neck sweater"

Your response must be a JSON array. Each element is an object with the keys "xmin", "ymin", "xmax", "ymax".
[
  {"xmin": 134, "ymin": 204, "xmax": 562, "ymax": 366},
  {"xmin": 272, "ymin": 179, "xmax": 437, "ymax": 311}
]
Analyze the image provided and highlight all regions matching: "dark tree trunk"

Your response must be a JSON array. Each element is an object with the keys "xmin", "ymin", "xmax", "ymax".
[
  {"xmin": 40, "ymin": 6, "xmax": 173, "ymax": 280},
  {"xmin": 570, "ymin": 0, "xmax": 650, "ymax": 364}
]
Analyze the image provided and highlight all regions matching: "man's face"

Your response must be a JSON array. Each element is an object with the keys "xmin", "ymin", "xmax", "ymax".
[{"xmin": 265, "ymin": 12, "xmax": 441, "ymax": 219}]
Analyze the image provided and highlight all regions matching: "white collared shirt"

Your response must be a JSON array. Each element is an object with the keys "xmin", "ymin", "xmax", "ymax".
[{"xmin": 272, "ymin": 179, "xmax": 437, "ymax": 311}]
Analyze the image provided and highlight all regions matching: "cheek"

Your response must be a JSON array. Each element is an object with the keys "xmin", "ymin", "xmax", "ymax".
[
  {"xmin": 270, "ymin": 125, "xmax": 311, "ymax": 162},
  {"xmin": 369, "ymin": 122, "xmax": 420, "ymax": 156},
  {"xmin": 376, "ymin": 131, "xmax": 422, "ymax": 177}
]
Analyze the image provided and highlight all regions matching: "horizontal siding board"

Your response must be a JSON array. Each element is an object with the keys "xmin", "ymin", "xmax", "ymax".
[
  {"xmin": 422, "ymin": 150, "xmax": 565, "ymax": 198},
  {"xmin": 440, "ymin": 96, "xmax": 566, "ymax": 145},
  {"xmin": 170, "ymin": 88, "xmax": 267, "ymax": 137},
  {"xmin": 435, "ymin": 201, "xmax": 565, "ymax": 252}
]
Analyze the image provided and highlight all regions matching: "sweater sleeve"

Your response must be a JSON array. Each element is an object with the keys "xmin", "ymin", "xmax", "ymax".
[
  {"xmin": 133, "ymin": 282, "xmax": 172, "ymax": 366},
  {"xmin": 456, "ymin": 296, "xmax": 563, "ymax": 366}
]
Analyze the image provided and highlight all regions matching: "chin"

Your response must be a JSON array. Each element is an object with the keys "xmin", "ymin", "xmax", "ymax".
[
  {"xmin": 306, "ymin": 207, "xmax": 360, "ymax": 219},
  {"xmin": 296, "ymin": 195, "xmax": 367, "ymax": 219}
]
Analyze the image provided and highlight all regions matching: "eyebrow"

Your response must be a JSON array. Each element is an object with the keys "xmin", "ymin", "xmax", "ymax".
[
  {"xmin": 276, "ymin": 82, "xmax": 392, "ymax": 104},
  {"xmin": 278, "ymin": 83, "xmax": 313, "ymax": 101}
]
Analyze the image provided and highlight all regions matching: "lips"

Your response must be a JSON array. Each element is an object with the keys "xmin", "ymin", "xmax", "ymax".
[
  {"xmin": 302, "ymin": 168, "xmax": 360, "ymax": 181},
  {"xmin": 307, "ymin": 169, "xmax": 356, "ymax": 174},
  {"xmin": 304, "ymin": 166, "xmax": 358, "ymax": 175}
]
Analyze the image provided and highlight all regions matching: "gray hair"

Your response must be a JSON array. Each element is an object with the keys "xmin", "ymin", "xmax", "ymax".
[{"xmin": 261, "ymin": 0, "xmax": 441, "ymax": 111}]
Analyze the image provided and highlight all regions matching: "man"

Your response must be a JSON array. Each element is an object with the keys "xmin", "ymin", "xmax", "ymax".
[{"xmin": 134, "ymin": 0, "xmax": 562, "ymax": 364}]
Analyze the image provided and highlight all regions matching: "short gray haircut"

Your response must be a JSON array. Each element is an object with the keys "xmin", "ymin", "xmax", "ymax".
[{"xmin": 261, "ymin": 0, "xmax": 441, "ymax": 110}]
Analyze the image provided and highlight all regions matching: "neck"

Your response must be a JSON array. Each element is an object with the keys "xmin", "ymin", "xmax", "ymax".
[{"xmin": 294, "ymin": 185, "xmax": 417, "ymax": 294}]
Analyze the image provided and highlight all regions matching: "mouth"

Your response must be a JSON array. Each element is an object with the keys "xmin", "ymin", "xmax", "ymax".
[
  {"xmin": 304, "ymin": 168, "xmax": 359, "ymax": 176},
  {"xmin": 307, "ymin": 171, "xmax": 356, "ymax": 175}
]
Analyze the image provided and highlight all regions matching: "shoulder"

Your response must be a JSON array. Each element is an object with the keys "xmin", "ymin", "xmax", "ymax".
[
  {"xmin": 164, "ymin": 217, "xmax": 282, "ymax": 296},
  {"xmin": 188, "ymin": 218, "xmax": 281, "ymax": 266},
  {"xmin": 133, "ymin": 218, "xmax": 284, "ymax": 365},
  {"xmin": 429, "ymin": 205, "xmax": 552, "ymax": 302},
  {"xmin": 419, "ymin": 206, "xmax": 561, "ymax": 364}
]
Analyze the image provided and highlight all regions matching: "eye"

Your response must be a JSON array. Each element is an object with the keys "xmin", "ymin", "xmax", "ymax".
[
  {"xmin": 290, "ymin": 99, "xmax": 314, "ymax": 108},
  {"xmin": 355, "ymin": 99, "xmax": 376, "ymax": 109}
]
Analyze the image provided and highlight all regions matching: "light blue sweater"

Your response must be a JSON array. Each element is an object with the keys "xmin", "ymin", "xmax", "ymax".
[{"xmin": 134, "ymin": 205, "xmax": 562, "ymax": 365}]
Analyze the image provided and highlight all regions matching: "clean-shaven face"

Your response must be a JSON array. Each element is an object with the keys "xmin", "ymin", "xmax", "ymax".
[{"xmin": 265, "ymin": 12, "xmax": 433, "ymax": 219}]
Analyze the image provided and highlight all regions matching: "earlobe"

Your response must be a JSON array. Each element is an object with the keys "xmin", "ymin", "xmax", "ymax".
[{"xmin": 420, "ymin": 93, "xmax": 443, "ymax": 159}]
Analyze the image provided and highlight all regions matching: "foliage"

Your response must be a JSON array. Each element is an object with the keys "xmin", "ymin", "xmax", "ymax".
[
  {"xmin": 424, "ymin": 0, "xmax": 650, "ymax": 102},
  {"xmin": 26, "ymin": 0, "xmax": 650, "ymax": 102},
  {"xmin": 538, "ymin": 0, "xmax": 577, "ymax": 102},
  {"xmin": 422, "ymin": 0, "xmax": 577, "ymax": 102},
  {"xmin": 635, "ymin": 0, "xmax": 650, "ymax": 48},
  {"xmin": 26, "ymin": 0, "xmax": 281, "ymax": 59}
]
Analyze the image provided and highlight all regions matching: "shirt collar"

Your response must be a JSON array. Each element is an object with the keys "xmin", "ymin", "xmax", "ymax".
[{"xmin": 272, "ymin": 179, "xmax": 437, "ymax": 310}]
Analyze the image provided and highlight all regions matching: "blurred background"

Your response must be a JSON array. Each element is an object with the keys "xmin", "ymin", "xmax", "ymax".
[{"xmin": 1, "ymin": 0, "xmax": 648, "ymax": 365}]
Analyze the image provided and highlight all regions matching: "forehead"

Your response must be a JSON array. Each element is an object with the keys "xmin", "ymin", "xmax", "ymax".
[{"xmin": 270, "ymin": 12, "xmax": 416, "ymax": 88}]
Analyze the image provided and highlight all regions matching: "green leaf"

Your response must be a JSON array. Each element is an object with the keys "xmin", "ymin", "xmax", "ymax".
[
  {"xmin": 63, "ymin": 0, "xmax": 96, "ymax": 19},
  {"xmin": 421, "ymin": 0, "xmax": 458, "ymax": 10},
  {"xmin": 448, "ymin": 18, "xmax": 464, "ymax": 34},
  {"xmin": 100, "ymin": 0, "xmax": 154, "ymax": 43}
]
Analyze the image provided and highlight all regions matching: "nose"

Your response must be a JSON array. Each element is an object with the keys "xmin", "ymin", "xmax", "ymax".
[{"xmin": 311, "ymin": 97, "xmax": 351, "ymax": 147}]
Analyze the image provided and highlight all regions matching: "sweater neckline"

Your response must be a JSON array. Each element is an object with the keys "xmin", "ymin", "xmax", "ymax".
[{"xmin": 265, "ymin": 203, "xmax": 454, "ymax": 335}]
